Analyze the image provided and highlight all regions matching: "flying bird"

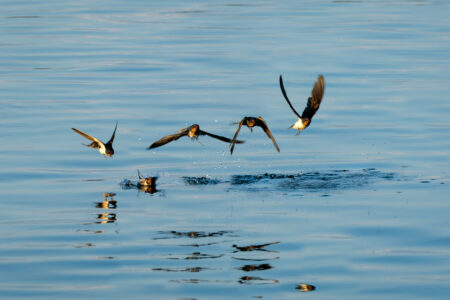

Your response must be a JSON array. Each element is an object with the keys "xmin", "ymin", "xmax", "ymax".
[
  {"xmin": 230, "ymin": 116, "xmax": 280, "ymax": 155},
  {"xmin": 72, "ymin": 122, "xmax": 117, "ymax": 157},
  {"xmin": 279, "ymin": 75, "xmax": 325, "ymax": 135},
  {"xmin": 147, "ymin": 124, "xmax": 245, "ymax": 149}
]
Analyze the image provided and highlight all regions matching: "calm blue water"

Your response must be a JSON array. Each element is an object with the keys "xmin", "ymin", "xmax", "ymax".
[{"xmin": 1, "ymin": 1, "xmax": 450, "ymax": 299}]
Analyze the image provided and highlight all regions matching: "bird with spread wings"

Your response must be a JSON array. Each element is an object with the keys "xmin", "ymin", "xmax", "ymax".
[
  {"xmin": 72, "ymin": 122, "xmax": 118, "ymax": 157},
  {"xmin": 148, "ymin": 124, "xmax": 245, "ymax": 149},
  {"xmin": 230, "ymin": 116, "xmax": 280, "ymax": 155},
  {"xmin": 279, "ymin": 75, "xmax": 325, "ymax": 135}
]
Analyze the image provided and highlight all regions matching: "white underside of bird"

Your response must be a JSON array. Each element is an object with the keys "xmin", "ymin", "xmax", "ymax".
[
  {"xmin": 98, "ymin": 144, "xmax": 107, "ymax": 156},
  {"xmin": 290, "ymin": 118, "xmax": 306, "ymax": 130}
]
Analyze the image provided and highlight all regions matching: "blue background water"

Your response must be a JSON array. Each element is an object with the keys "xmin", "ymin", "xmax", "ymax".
[{"xmin": 1, "ymin": 1, "xmax": 450, "ymax": 299}]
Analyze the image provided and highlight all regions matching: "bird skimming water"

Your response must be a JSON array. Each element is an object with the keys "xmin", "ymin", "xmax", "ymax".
[
  {"xmin": 279, "ymin": 75, "xmax": 325, "ymax": 135},
  {"xmin": 72, "ymin": 122, "xmax": 117, "ymax": 157},
  {"xmin": 230, "ymin": 116, "xmax": 280, "ymax": 155},
  {"xmin": 147, "ymin": 124, "xmax": 245, "ymax": 149}
]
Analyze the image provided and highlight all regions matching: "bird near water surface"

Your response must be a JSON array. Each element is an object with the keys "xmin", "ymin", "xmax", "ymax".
[
  {"xmin": 147, "ymin": 124, "xmax": 245, "ymax": 149},
  {"xmin": 230, "ymin": 116, "xmax": 280, "ymax": 155},
  {"xmin": 72, "ymin": 122, "xmax": 117, "ymax": 157},
  {"xmin": 279, "ymin": 75, "xmax": 325, "ymax": 135}
]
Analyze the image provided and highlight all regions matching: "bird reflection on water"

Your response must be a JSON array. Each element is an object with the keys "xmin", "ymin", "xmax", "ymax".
[
  {"xmin": 95, "ymin": 192, "xmax": 117, "ymax": 224},
  {"xmin": 238, "ymin": 276, "xmax": 279, "ymax": 285},
  {"xmin": 151, "ymin": 230, "xmax": 282, "ymax": 287},
  {"xmin": 95, "ymin": 192, "xmax": 117, "ymax": 209},
  {"xmin": 232, "ymin": 241, "xmax": 280, "ymax": 252}
]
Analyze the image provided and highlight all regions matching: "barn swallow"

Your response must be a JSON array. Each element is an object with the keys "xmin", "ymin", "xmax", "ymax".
[
  {"xmin": 147, "ymin": 124, "xmax": 245, "ymax": 149},
  {"xmin": 136, "ymin": 170, "xmax": 158, "ymax": 194},
  {"xmin": 230, "ymin": 116, "xmax": 280, "ymax": 155},
  {"xmin": 72, "ymin": 122, "xmax": 117, "ymax": 157},
  {"xmin": 279, "ymin": 75, "xmax": 325, "ymax": 135}
]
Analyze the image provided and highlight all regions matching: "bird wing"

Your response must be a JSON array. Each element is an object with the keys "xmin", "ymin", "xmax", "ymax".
[
  {"xmin": 230, "ymin": 119, "xmax": 245, "ymax": 155},
  {"xmin": 301, "ymin": 75, "xmax": 325, "ymax": 120},
  {"xmin": 147, "ymin": 128, "xmax": 189, "ymax": 149},
  {"xmin": 199, "ymin": 129, "xmax": 245, "ymax": 144},
  {"xmin": 256, "ymin": 117, "xmax": 280, "ymax": 152},
  {"xmin": 106, "ymin": 121, "xmax": 118, "ymax": 146},
  {"xmin": 72, "ymin": 128, "xmax": 102, "ymax": 148},
  {"xmin": 279, "ymin": 75, "xmax": 302, "ymax": 119}
]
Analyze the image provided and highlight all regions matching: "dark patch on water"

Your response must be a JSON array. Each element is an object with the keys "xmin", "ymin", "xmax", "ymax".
[
  {"xmin": 180, "ymin": 169, "xmax": 396, "ymax": 192},
  {"xmin": 157, "ymin": 230, "xmax": 231, "ymax": 239},
  {"xmin": 170, "ymin": 279, "xmax": 209, "ymax": 284},
  {"xmin": 232, "ymin": 257, "xmax": 280, "ymax": 262},
  {"xmin": 183, "ymin": 176, "xmax": 222, "ymax": 185},
  {"xmin": 230, "ymin": 168, "xmax": 395, "ymax": 192},
  {"xmin": 232, "ymin": 241, "xmax": 279, "ymax": 252},
  {"xmin": 239, "ymin": 263, "xmax": 273, "ymax": 272},
  {"xmin": 180, "ymin": 242, "xmax": 220, "ymax": 247},
  {"xmin": 153, "ymin": 267, "xmax": 210, "ymax": 273},
  {"xmin": 167, "ymin": 252, "xmax": 224, "ymax": 260},
  {"xmin": 238, "ymin": 276, "xmax": 279, "ymax": 285}
]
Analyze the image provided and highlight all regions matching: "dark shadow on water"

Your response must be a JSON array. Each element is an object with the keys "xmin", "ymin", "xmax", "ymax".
[
  {"xmin": 166, "ymin": 252, "xmax": 224, "ymax": 260},
  {"xmin": 170, "ymin": 279, "xmax": 211, "ymax": 284},
  {"xmin": 183, "ymin": 176, "xmax": 221, "ymax": 185},
  {"xmin": 180, "ymin": 241, "xmax": 220, "ymax": 247},
  {"xmin": 156, "ymin": 230, "xmax": 232, "ymax": 239},
  {"xmin": 232, "ymin": 256, "xmax": 280, "ymax": 262},
  {"xmin": 230, "ymin": 168, "xmax": 395, "ymax": 192},
  {"xmin": 239, "ymin": 263, "xmax": 273, "ymax": 272},
  {"xmin": 232, "ymin": 241, "xmax": 280, "ymax": 253},
  {"xmin": 180, "ymin": 168, "xmax": 396, "ymax": 193},
  {"xmin": 238, "ymin": 276, "xmax": 279, "ymax": 285},
  {"xmin": 153, "ymin": 267, "xmax": 210, "ymax": 273}
]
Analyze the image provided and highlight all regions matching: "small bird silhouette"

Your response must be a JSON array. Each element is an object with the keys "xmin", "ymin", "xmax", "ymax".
[
  {"xmin": 279, "ymin": 75, "xmax": 325, "ymax": 135},
  {"xmin": 147, "ymin": 124, "xmax": 245, "ymax": 149},
  {"xmin": 72, "ymin": 122, "xmax": 117, "ymax": 157},
  {"xmin": 230, "ymin": 116, "xmax": 280, "ymax": 155}
]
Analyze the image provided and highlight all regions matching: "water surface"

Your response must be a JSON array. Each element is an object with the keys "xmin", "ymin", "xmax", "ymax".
[{"xmin": 1, "ymin": 1, "xmax": 450, "ymax": 299}]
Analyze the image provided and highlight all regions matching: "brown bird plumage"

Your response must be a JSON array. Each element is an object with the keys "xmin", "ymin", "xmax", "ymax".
[
  {"xmin": 147, "ymin": 124, "xmax": 245, "ymax": 149},
  {"xmin": 230, "ymin": 116, "xmax": 280, "ymax": 155}
]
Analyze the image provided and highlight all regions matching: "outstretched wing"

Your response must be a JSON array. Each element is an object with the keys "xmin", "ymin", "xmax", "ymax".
[
  {"xmin": 147, "ymin": 127, "xmax": 190, "ymax": 149},
  {"xmin": 301, "ymin": 75, "xmax": 325, "ymax": 120},
  {"xmin": 255, "ymin": 117, "xmax": 280, "ymax": 152},
  {"xmin": 199, "ymin": 129, "xmax": 245, "ymax": 144},
  {"xmin": 72, "ymin": 127, "xmax": 102, "ymax": 148},
  {"xmin": 279, "ymin": 75, "xmax": 302, "ymax": 119},
  {"xmin": 106, "ymin": 121, "xmax": 118, "ymax": 146},
  {"xmin": 230, "ymin": 118, "xmax": 245, "ymax": 155}
]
